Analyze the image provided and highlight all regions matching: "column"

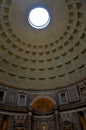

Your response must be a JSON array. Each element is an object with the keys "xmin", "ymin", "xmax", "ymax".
[
  {"xmin": 2, "ymin": 115, "xmax": 9, "ymax": 130},
  {"xmin": 7, "ymin": 115, "xmax": 14, "ymax": 130},
  {"xmin": 54, "ymin": 107, "xmax": 60, "ymax": 130},
  {"xmin": 48, "ymin": 119, "xmax": 51, "ymax": 130},
  {"xmin": 73, "ymin": 113, "xmax": 81, "ymax": 130},
  {"xmin": 77, "ymin": 113, "xmax": 86, "ymax": 130},
  {"xmin": 37, "ymin": 120, "xmax": 40, "ymax": 130},
  {"xmin": 27, "ymin": 111, "xmax": 32, "ymax": 130}
]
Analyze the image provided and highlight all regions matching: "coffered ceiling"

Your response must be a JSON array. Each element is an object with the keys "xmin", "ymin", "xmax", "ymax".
[{"xmin": 0, "ymin": 0, "xmax": 86, "ymax": 90}]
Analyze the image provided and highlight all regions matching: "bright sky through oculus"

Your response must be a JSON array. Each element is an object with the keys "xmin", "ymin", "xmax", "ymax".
[{"xmin": 28, "ymin": 7, "xmax": 50, "ymax": 29}]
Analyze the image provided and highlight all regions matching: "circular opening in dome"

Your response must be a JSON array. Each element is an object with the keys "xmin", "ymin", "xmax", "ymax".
[{"xmin": 28, "ymin": 7, "xmax": 50, "ymax": 29}]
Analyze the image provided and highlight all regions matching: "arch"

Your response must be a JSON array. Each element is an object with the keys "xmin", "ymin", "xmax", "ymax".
[{"xmin": 31, "ymin": 96, "xmax": 56, "ymax": 105}]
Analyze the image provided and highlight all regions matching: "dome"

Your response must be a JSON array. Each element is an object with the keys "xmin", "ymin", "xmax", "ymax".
[
  {"xmin": 0, "ymin": 0, "xmax": 86, "ymax": 90},
  {"xmin": 0, "ymin": 1, "xmax": 86, "ymax": 130}
]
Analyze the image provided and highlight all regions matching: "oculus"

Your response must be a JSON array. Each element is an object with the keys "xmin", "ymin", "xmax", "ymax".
[{"xmin": 28, "ymin": 7, "xmax": 50, "ymax": 29}]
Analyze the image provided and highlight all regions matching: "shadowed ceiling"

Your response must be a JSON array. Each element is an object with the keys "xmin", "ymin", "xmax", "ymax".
[{"xmin": 0, "ymin": 0, "xmax": 86, "ymax": 90}]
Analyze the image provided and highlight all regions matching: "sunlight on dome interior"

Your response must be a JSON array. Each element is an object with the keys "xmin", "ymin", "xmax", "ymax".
[{"xmin": 28, "ymin": 7, "xmax": 50, "ymax": 29}]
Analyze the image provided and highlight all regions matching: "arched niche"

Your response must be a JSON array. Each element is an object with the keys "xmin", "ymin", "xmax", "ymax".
[{"xmin": 32, "ymin": 97, "xmax": 55, "ymax": 114}]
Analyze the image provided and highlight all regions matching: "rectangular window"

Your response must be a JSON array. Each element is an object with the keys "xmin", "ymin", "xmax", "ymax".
[
  {"xmin": 61, "ymin": 93, "xmax": 66, "ymax": 103},
  {"xmin": 18, "ymin": 94, "xmax": 27, "ymax": 106},
  {"xmin": 59, "ymin": 92, "xmax": 68, "ymax": 104}
]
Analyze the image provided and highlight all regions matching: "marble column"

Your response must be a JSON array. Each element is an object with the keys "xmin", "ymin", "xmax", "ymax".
[
  {"xmin": 2, "ymin": 115, "xmax": 9, "ymax": 130},
  {"xmin": 7, "ymin": 115, "xmax": 14, "ymax": 130},
  {"xmin": 73, "ymin": 113, "xmax": 81, "ymax": 130},
  {"xmin": 48, "ymin": 119, "xmax": 51, "ymax": 130},
  {"xmin": 37, "ymin": 120, "xmax": 40, "ymax": 130},
  {"xmin": 54, "ymin": 107, "xmax": 60, "ymax": 130},
  {"xmin": 27, "ymin": 111, "xmax": 32, "ymax": 130},
  {"xmin": 77, "ymin": 114, "xmax": 86, "ymax": 130}
]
